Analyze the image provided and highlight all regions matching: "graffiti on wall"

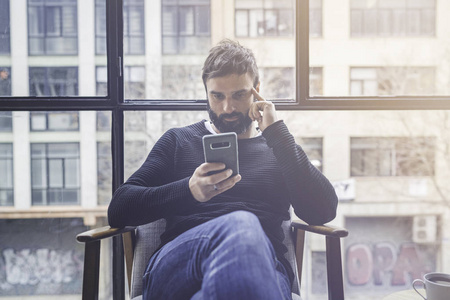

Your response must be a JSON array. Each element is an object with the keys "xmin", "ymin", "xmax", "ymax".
[
  {"xmin": 0, "ymin": 248, "xmax": 83, "ymax": 292},
  {"xmin": 346, "ymin": 242, "xmax": 432, "ymax": 287}
]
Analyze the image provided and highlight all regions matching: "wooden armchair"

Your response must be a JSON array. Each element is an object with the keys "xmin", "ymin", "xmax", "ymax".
[{"xmin": 77, "ymin": 216, "xmax": 348, "ymax": 300}]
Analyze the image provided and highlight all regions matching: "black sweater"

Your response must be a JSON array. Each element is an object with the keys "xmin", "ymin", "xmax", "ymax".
[{"xmin": 108, "ymin": 120, "xmax": 338, "ymax": 284}]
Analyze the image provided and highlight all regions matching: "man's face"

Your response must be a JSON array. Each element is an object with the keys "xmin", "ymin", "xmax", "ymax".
[{"xmin": 206, "ymin": 73, "xmax": 257, "ymax": 135}]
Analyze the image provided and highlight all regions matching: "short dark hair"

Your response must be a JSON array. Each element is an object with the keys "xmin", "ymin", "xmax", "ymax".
[{"xmin": 202, "ymin": 39, "xmax": 259, "ymax": 91}]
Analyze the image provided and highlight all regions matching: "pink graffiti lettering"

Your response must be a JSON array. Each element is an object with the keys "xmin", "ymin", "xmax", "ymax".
[
  {"xmin": 346, "ymin": 242, "xmax": 431, "ymax": 287},
  {"xmin": 347, "ymin": 244, "xmax": 372, "ymax": 285}
]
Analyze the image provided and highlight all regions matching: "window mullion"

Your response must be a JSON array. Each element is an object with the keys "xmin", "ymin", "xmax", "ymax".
[{"xmin": 106, "ymin": 1, "xmax": 125, "ymax": 300}]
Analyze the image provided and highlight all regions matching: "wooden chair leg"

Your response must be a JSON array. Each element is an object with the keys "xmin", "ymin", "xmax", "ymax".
[
  {"xmin": 82, "ymin": 240, "xmax": 100, "ymax": 300},
  {"xmin": 326, "ymin": 236, "xmax": 345, "ymax": 300},
  {"xmin": 295, "ymin": 229, "xmax": 306, "ymax": 286}
]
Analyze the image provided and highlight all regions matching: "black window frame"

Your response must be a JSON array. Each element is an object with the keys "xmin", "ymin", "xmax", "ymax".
[{"xmin": 1, "ymin": 1, "xmax": 450, "ymax": 298}]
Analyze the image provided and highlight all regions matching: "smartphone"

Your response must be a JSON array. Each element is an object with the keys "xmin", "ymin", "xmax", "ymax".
[{"xmin": 202, "ymin": 132, "xmax": 239, "ymax": 176}]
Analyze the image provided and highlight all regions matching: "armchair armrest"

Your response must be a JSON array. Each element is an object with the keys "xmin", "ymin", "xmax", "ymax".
[
  {"xmin": 76, "ymin": 226, "xmax": 136, "ymax": 243},
  {"xmin": 77, "ymin": 226, "xmax": 137, "ymax": 300},
  {"xmin": 291, "ymin": 219, "xmax": 348, "ymax": 300},
  {"xmin": 291, "ymin": 219, "xmax": 348, "ymax": 238}
]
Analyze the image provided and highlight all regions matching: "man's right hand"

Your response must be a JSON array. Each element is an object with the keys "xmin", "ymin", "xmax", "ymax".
[{"xmin": 189, "ymin": 162, "xmax": 242, "ymax": 202}]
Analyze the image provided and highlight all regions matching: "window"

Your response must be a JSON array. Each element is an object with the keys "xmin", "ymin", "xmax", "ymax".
[
  {"xmin": 162, "ymin": 0, "xmax": 211, "ymax": 54},
  {"xmin": 0, "ymin": 111, "xmax": 12, "ymax": 131},
  {"xmin": 0, "ymin": 67, "xmax": 11, "ymax": 96},
  {"xmin": 30, "ymin": 111, "xmax": 79, "ymax": 131},
  {"xmin": 300, "ymin": 137, "xmax": 323, "ymax": 171},
  {"xmin": 28, "ymin": 0, "xmax": 78, "ymax": 55},
  {"xmin": 235, "ymin": 0, "xmax": 294, "ymax": 37},
  {"xmin": 309, "ymin": 67, "xmax": 323, "ymax": 96},
  {"xmin": 98, "ymin": 140, "xmax": 147, "ymax": 205},
  {"xmin": 31, "ymin": 143, "xmax": 80, "ymax": 205},
  {"xmin": 162, "ymin": 65, "xmax": 207, "ymax": 99},
  {"xmin": 96, "ymin": 66, "xmax": 145, "ymax": 99},
  {"xmin": 0, "ymin": 143, "xmax": 13, "ymax": 206},
  {"xmin": 96, "ymin": 110, "xmax": 146, "ymax": 132},
  {"xmin": 95, "ymin": 0, "xmax": 145, "ymax": 55},
  {"xmin": 0, "ymin": 0, "xmax": 10, "ymax": 54},
  {"xmin": 2, "ymin": 1, "xmax": 450, "ymax": 299},
  {"xmin": 260, "ymin": 67, "xmax": 321, "ymax": 99},
  {"xmin": 29, "ymin": 67, "xmax": 78, "ymax": 96},
  {"xmin": 309, "ymin": 0, "xmax": 322, "ymax": 37},
  {"xmin": 97, "ymin": 142, "xmax": 111, "ymax": 205},
  {"xmin": 261, "ymin": 67, "xmax": 295, "ymax": 99},
  {"xmin": 351, "ymin": 137, "xmax": 435, "ymax": 176},
  {"xmin": 350, "ymin": 67, "xmax": 435, "ymax": 96},
  {"xmin": 351, "ymin": 0, "xmax": 436, "ymax": 37}
]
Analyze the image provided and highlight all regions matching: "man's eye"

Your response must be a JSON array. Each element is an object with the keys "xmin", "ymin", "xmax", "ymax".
[
  {"xmin": 213, "ymin": 94, "xmax": 224, "ymax": 100},
  {"xmin": 234, "ymin": 93, "xmax": 245, "ymax": 99}
]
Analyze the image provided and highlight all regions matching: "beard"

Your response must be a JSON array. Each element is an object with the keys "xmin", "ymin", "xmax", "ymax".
[{"xmin": 207, "ymin": 102, "xmax": 253, "ymax": 135}]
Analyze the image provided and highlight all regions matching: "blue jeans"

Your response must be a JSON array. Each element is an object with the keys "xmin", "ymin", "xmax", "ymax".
[{"xmin": 143, "ymin": 210, "xmax": 292, "ymax": 300}]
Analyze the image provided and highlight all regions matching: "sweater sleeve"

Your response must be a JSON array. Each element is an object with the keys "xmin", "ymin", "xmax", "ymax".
[
  {"xmin": 262, "ymin": 120, "xmax": 338, "ymax": 225},
  {"xmin": 107, "ymin": 129, "xmax": 197, "ymax": 228}
]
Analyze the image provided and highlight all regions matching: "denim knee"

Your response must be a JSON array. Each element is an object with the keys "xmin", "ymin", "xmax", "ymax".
[{"xmin": 218, "ymin": 211, "xmax": 269, "ymax": 246}]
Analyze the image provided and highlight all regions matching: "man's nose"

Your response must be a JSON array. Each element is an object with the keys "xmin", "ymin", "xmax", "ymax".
[{"xmin": 222, "ymin": 99, "xmax": 235, "ymax": 114}]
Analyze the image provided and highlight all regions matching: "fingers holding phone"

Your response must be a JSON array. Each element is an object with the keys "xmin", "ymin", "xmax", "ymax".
[{"xmin": 189, "ymin": 162, "xmax": 241, "ymax": 202}]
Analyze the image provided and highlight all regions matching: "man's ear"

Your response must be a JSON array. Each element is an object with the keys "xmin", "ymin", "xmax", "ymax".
[{"xmin": 255, "ymin": 82, "xmax": 260, "ymax": 93}]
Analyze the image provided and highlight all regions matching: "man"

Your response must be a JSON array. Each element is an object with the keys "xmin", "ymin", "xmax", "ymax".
[{"xmin": 108, "ymin": 40, "xmax": 338, "ymax": 299}]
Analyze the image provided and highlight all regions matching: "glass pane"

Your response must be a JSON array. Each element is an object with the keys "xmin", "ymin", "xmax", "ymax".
[
  {"xmin": 139, "ymin": 0, "xmax": 296, "ymax": 101},
  {"xmin": 1, "ymin": 119, "xmax": 111, "ymax": 292},
  {"xmin": 235, "ymin": 10, "xmax": 249, "ymax": 36},
  {"xmin": 0, "ymin": 0, "xmax": 10, "ymax": 54},
  {"xmin": 0, "ymin": 0, "xmax": 108, "ymax": 97},
  {"xmin": 327, "ymin": 0, "xmax": 445, "ymax": 98},
  {"xmin": 0, "ymin": 67, "xmax": 11, "ymax": 96},
  {"xmin": 275, "ymin": 109, "xmax": 449, "ymax": 299}
]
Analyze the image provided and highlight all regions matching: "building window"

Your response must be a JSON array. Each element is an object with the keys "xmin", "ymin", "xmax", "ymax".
[
  {"xmin": 97, "ymin": 142, "xmax": 111, "ymax": 205},
  {"xmin": 31, "ymin": 143, "xmax": 80, "ymax": 205},
  {"xmin": 29, "ymin": 67, "xmax": 78, "ymax": 96},
  {"xmin": 162, "ymin": 65, "xmax": 205, "ymax": 99},
  {"xmin": 310, "ymin": 67, "xmax": 323, "ymax": 96},
  {"xmin": 261, "ymin": 67, "xmax": 295, "ymax": 99},
  {"xmin": 351, "ymin": 137, "xmax": 435, "ymax": 177},
  {"xmin": 0, "ymin": 67, "xmax": 11, "ymax": 96},
  {"xmin": 96, "ymin": 65, "xmax": 145, "ymax": 99},
  {"xmin": 235, "ymin": 0, "xmax": 294, "ymax": 37},
  {"xmin": 350, "ymin": 67, "xmax": 435, "ymax": 96},
  {"xmin": 30, "ymin": 111, "xmax": 79, "ymax": 131},
  {"xmin": 309, "ymin": 0, "xmax": 322, "ymax": 37},
  {"xmin": 301, "ymin": 137, "xmax": 323, "ymax": 171},
  {"xmin": 95, "ymin": 0, "xmax": 145, "ymax": 55},
  {"xmin": 0, "ymin": 143, "xmax": 13, "ymax": 206},
  {"xmin": 97, "ymin": 141, "xmax": 146, "ymax": 205},
  {"xmin": 0, "ymin": 0, "xmax": 10, "ymax": 54},
  {"xmin": 162, "ymin": 0, "xmax": 211, "ymax": 54},
  {"xmin": 0, "ymin": 112, "xmax": 12, "ymax": 132},
  {"xmin": 28, "ymin": 0, "xmax": 78, "ymax": 55},
  {"xmin": 351, "ymin": 0, "xmax": 436, "ymax": 37}
]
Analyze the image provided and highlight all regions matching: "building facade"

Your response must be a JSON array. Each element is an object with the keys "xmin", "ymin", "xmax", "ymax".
[{"xmin": 0, "ymin": 0, "xmax": 449, "ymax": 299}]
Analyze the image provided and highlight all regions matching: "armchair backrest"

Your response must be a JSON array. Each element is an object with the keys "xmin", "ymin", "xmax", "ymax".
[{"xmin": 129, "ymin": 217, "xmax": 301, "ymax": 298}]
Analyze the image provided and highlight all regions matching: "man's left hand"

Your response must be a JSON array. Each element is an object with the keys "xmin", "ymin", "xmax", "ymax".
[{"xmin": 249, "ymin": 88, "xmax": 278, "ymax": 132}]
